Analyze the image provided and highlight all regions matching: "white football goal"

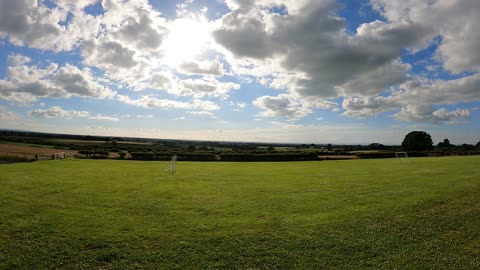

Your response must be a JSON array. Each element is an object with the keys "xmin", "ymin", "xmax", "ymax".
[
  {"xmin": 163, "ymin": 155, "xmax": 178, "ymax": 174},
  {"xmin": 395, "ymin": 152, "xmax": 409, "ymax": 162}
]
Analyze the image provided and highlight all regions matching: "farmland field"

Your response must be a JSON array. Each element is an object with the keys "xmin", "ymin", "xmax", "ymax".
[
  {"xmin": 0, "ymin": 143, "xmax": 76, "ymax": 155},
  {"xmin": 0, "ymin": 157, "xmax": 479, "ymax": 269}
]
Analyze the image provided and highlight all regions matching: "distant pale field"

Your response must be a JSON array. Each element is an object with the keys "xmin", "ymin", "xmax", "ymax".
[
  {"xmin": 0, "ymin": 157, "xmax": 479, "ymax": 269},
  {"xmin": 46, "ymin": 139, "xmax": 153, "ymax": 145},
  {"xmin": 0, "ymin": 143, "xmax": 76, "ymax": 155}
]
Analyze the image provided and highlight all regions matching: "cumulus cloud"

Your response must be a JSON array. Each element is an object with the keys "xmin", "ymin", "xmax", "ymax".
[
  {"xmin": 213, "ymin": 0, "xmax": 480, "ymax": 124},
  {"xmin": 253, "ymin": 94, "xmax": 313, "ymax": 120},
  {"xmin": 102, "ymin": 0, "xmax": 167, "ymax": 51},
  {"xmin": 7, "ymin": 54, "xmax": 31, "ymax": 66},
  {"xmin": 82, "ymin": 39, "xmax": 137, "ymax": 69},
  {"xmin": 28, "ymin": 106, "xmax": 119, "ymax": 122},
  {"xmin": 176, "ymin": 78, "xmax": 240, "ymax": 98},
  {"xmin": 253, "ymin": 94, "xmax": 338, "ymax": 120},
  {"xmin": 29, "ymin": 106, "xmax": 90, "ymax": 119},
  {"xmin": 394, "ymin": 105, "xmax": 470, "ymax": 124},
  {"xmin": 342, "ymin": 73, "xmax": 480, "ymax": 119},
  {"xmin": 213, "ymin": 0, "xmax": 427, "ymax": 98},
  {"xmin": 178, "ymin": 59, "xmax": 224, "ymax": 76},
  {"xmin": 371, "ymin": 0, "xmax": 480, "ymax": 73},
  {"xmin": 77, "ymin": 0, "xmax": 171, "ymax": 89},
  {"xmin": 0, "ymin": 59, "xmax": 115, "ymax": 105},
  {"xmin": 342, "ymin": 96, "xmax": 397, "ymax": 118},
  {"xmin": 0, "ymin": 0, "xmax": 100, "ymax": 51},
  {"xmin": 148, "ymin": 73, "xmax": 240, "ymax": 98}
]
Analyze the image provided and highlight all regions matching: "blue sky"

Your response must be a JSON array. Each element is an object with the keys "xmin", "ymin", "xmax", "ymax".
[{"xmin": 0, "ymin": 0, "xmax": 479, "ymax": 145}]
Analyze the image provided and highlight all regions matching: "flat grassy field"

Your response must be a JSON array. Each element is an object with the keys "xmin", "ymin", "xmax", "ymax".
[{"xmin": 1, "ymin": 157, "xmax": 479, "ymax": 269}]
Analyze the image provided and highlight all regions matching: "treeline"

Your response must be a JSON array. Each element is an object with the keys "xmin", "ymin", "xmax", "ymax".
[{"xmin": 124, "ymin": 152, "xmax": 319, "ymax": 162}]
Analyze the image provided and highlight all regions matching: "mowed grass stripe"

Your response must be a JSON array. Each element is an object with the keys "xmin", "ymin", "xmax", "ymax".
[{"xmin": 0, "ymin": 156, "xmax": 479, "ymax": 269}]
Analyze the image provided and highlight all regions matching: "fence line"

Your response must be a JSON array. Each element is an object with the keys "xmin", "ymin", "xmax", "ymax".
[{"xmin": 0, "ymin": 152, "xmax": 76, "ymax": 161}]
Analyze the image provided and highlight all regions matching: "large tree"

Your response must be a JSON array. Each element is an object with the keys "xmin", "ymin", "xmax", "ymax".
[{"xmin": 401, "ymin": 131, "xmax": 434, "ymax": 151}]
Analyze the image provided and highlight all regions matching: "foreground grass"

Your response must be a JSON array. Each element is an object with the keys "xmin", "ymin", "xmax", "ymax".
[{"xmin": 0, "ymin": 157, "xmax": 479, "ymax": 269}]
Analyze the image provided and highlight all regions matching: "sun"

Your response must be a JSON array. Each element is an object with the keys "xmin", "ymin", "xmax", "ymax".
[{"xmin": 163, "ymin": 15, "xmax": 211, "ymax": 65}]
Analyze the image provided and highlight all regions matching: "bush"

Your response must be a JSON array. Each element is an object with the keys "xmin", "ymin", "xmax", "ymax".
[{"xmin": 78, "ymin": 150, "xmax": 109, "ymax": 159}]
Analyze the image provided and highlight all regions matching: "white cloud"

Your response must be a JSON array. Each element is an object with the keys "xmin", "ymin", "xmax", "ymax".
[
  {"xmin": 231, "ymin": 101, "xmax": 247, "ymax": 111},
  {"xmin": 29, "ymin": 106, "xmax": 89, "ymax": 119},
  {"xmin": 175, "ymin": 78, "xmax": 240, "ymax": 98},
  {"xmin": 394, "ymin": 105, "xmax": 470, "ymax": 124},
  {"xmin": 0, "ymin": 61, "xmax": 115, "ymax": 105},
  {"xmin": 117, "ymin": 94, "xmax": 220, "ymax": 111},
  {"xmin": 371, "ymin": 0, "xmax": 480, "ymax": 74},
  {"xmin": 187, "ymin": 111, "xmax": 214, "ymax": 116},
  {"xmin": 253, "ymin": 93, "xmax": 337, "ymax": 120},
  {"xmin": 178, "ymin": 59, "xmax": 224, "ymax": 76},
  {"xmin": 100, "ymin": 0, "xmax": 167, "ymax": 50},
  {"xmin": 7, "ymin": 54, "xmax": 31, "ymax": 66},
  {"xmin": 82, "ymin": 38, "xmax": 137, "ymax": 69},
  {"xmin": 136, "ymin": 115, "xmax": 154, "ymax": 119},
  {"xmin": 176, "ymin": 0, "xmax": 195, "ymax": 16},
  {"xmin": 148, "ymin": 72, "xmax": 175, "ymax": 90},
  {"xmin": 253, "ymin": 94, "xmax": 312, "ymax": 120},
  {"xmin": 212, "ymin": 1, "xmax": 427, "ymax": 99},
  {"xmin": 0, "ymin": 0, "xmax": 101, "ymax": 52},
  {"xmin": 28, "ymin": 106, "xmax": 119, "ymax": 122},
  {"xmin": 342, "ymin": 96, "xmax": 396, "ymax": 118},
  {"xmin": 88, "ymin": 115, "xmax": 120, "ymax": 122},
  {"xmin": 342, "ymin": 73, "xmax": 480, "ymax": 119}
]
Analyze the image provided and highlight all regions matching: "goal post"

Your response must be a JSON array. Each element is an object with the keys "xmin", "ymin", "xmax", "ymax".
[
  {"xmin": 163, "ymin": 155, "xmax": 178, "ymax": 174},
  {"xmin": 395, "ymin": 152, "xmax": 409, "ymax": 162}
]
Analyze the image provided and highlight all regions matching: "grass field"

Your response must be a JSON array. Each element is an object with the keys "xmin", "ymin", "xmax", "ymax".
[{"xmin": 1, "ymin": 157, "xmax": 479, "ymax": 269}]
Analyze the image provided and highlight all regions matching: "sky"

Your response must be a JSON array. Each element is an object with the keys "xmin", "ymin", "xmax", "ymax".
[{"xmin": 0, "ymin": 0, "xmax": 479, "ymax": 145}]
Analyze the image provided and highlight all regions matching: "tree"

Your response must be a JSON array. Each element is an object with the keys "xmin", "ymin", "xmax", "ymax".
[
  {"xmin": 401, "ymin": 131, "xmax": 433, "ymax": 151},
  {"xmin": 476, "ymin": 141, "xmax": 480, "ymax": 149},
  {"xmin": 459, "ymin": 144, "xmax": 475, "ymax": 151},
  {"xmin": 367, "ymin": 143, "xmax": 385, "ymax": 150},
  {"xmin": 437, "ymin": 138, "xmax": 452, "ymax": 148},
  {"xmin": 327, "ymin": 143, "xmax": 333, "ymax": 151}
]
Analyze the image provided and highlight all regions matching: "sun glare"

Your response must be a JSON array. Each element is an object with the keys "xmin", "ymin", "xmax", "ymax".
[{"xmin": 163, "ymin": 16, "xmax": 211, "ymax": 65}]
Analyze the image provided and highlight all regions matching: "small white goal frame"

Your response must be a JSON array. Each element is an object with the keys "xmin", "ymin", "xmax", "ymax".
[
  {"xmin": 163, "ymin": 155, "xmax": 177, "ymax": 174},
  {"xmin": 395, "ymin": 152, "xmax": 409, "ymax": 162}
]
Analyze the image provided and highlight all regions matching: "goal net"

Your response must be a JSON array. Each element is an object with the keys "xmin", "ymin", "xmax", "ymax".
[
  {"xmin": 395, "ymin": 152, "xmax": 409, "ymax": 162},
  {"xmin": 163, "ymin": 155, "xmax": 178, "ymax": 174}
]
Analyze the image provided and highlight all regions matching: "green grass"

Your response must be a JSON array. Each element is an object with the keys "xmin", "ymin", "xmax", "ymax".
[{"xmin": 1, "ymin": 157, "xmax": 479, "ymax": 269}]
